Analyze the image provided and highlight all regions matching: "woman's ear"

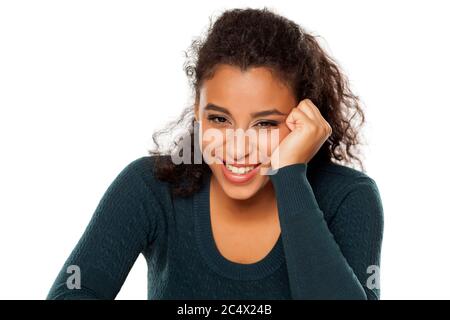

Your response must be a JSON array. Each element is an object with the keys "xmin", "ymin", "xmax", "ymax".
[{"xmin": 194, "ymin": 105, "xmax": 199, "ymax": 122}]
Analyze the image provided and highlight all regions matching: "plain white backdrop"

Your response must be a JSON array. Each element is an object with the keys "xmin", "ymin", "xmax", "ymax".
[{"xmin": 1, "ymin": 0, "xmax": 449, "ymax": 299}]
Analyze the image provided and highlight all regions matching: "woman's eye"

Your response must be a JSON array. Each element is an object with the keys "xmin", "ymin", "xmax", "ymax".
[
  {"xmin": 207, "ymin": 115, "xmax": 229, "ymax": 125},
  {"xmin": 206, "ymin": 116, "xmax": 278, "ymax": 128},
  {"xmin": 255, "ymin": 121, "xmax": 278, "ymax": 128}
]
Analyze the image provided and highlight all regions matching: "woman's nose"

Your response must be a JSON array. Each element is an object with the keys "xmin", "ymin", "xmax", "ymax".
[{"xmin": 224, "ymin": 128, "xmax": 257, "ymax": 163}]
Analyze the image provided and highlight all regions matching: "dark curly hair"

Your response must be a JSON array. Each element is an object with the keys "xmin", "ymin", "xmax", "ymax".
[{"xmin": 148, "ymin": 7, "xmax": 366, "ymax": 197}]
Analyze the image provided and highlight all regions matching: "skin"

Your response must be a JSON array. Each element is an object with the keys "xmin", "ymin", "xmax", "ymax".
[{"xmin": 194, "ymin": 64, "xmax": 332, "ymax": 264}]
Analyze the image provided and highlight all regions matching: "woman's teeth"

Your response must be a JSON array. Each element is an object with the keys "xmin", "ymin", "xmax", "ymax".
[{"xmin": 225, "ymin": 164, "xmax": 257, "ymax": 174}]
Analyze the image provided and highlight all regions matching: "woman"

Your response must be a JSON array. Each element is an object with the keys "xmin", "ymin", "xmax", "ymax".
[{"xmin": 47, "ymin": 7, "xmax": 384, "ymax": 300}]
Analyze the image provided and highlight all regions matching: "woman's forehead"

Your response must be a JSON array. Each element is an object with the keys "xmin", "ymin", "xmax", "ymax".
[{"xmin": 199, "ymin": 65, "xmax": 296, "ymax": 115}]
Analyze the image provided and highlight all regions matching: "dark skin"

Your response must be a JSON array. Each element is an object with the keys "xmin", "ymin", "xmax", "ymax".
[
  {"xmin": 209, "ymin": 167, "xmax": 281, "ymax": 264},
  {"xmin": 194, "ymin": 64, "xmax": 332, "ymax": 264}
]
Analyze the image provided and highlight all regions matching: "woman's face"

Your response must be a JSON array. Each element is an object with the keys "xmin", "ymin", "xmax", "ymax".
[{"xmin": 195, "ymin": 64, "xmax": 297, "ymax": 200}]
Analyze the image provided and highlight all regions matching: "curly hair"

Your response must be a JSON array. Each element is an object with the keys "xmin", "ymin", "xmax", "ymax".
[{"xmin": 148, "ymin": 7, "xmax": 366, "ymax": 197}]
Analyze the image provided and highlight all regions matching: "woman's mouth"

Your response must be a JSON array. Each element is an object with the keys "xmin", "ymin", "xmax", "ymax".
[{"xmin": 219, "ymin": 160, "xmax": 262, "ymax": 184}]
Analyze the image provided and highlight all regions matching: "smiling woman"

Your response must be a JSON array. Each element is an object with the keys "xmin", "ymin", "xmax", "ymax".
[{"xmin": 47, "ymin": 7, "xmax": 383, "ymax": 300}]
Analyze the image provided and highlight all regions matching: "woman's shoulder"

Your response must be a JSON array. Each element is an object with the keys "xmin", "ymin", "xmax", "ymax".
[
  {"xmin": 309, "ymin": 161, "xmax": 383, "ymax": 215},
  {"xmin": 118, "ymin": 154, "xmax": 173, "ymax": 207},
  {"xmin": 311, "ymin": 160, "xmax": 378, "ymax": 187}
]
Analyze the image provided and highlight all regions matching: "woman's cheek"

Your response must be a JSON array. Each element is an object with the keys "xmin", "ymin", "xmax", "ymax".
[
  {"xmin": 200, "ymin": 126, "xmax": 226, "ymax": 165},
  {"xmin": 256, "ymin": 128, "xmax": 282, "ymax": 164}
]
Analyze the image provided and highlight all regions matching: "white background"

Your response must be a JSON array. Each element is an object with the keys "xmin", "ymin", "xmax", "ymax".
[{"xmin": 1, "ymin": 0, "xmax": 449, "ymax": 300}]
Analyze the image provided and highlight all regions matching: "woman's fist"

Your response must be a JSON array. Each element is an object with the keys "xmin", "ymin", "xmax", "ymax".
[{"xmin": 270, "ymin": 99, "xmax": 332, "ymax": 170}]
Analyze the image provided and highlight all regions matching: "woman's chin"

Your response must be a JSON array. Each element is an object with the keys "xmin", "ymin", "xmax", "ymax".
[
  {"xmin": 212, "ymin": 170, "xmax": 267, "ymax": 201},
  {"xmin": 223, "ymin": 186, "xmax": 259, "ymax": 200}
]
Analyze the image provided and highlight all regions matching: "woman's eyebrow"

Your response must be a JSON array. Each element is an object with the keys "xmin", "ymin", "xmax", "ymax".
[
  {"xmin": 204, "ymin": 103, "xmax": 232, "ymax": 116},
  {"xmin": 250, "ymin": 109, "xmax": 287, "ymax": 118},
  {"xmin": 204, "ymin": 103, "xmax": 287, "ymax": 118}
]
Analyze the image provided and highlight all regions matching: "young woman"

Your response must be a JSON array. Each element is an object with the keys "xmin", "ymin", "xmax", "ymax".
[{"xmin": 47, "ymin": 7, "xmax": 384, "ymax": 300}]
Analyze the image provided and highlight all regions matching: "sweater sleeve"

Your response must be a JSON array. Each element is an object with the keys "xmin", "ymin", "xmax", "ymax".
[
  {"xmin": 46, "ymin": 158, "xmax": 159, "ymax": 300},
  {"xmin": 268, "ymin": 162, "xmax": 384, "ymax": 300}
]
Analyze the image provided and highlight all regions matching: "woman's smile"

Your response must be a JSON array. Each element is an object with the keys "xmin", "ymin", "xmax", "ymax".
[{"xmin": 219, "ymin": 159, "xmax": 262, "ymax": 184}]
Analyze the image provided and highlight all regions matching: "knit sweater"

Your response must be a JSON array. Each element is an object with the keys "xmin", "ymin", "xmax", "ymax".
[{"xmin": 46, "ymin": 155, "xmax": 384, "ymax": 300}]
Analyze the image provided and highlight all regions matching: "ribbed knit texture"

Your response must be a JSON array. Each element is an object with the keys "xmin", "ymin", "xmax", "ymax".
[{"xmin": 47, "ymin": 155, "xmax": 384, "ymax": 300}]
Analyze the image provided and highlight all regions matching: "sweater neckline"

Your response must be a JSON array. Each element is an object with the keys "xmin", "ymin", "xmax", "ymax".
[{"xmin": 193, "ymin": 169, "xmax": 285, "ymax": 281}]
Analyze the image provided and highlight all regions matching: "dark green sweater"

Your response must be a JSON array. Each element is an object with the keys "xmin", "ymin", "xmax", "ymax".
[{"xmin": 47, "ymin": 155, "xmax": 384, "ymax": 300}]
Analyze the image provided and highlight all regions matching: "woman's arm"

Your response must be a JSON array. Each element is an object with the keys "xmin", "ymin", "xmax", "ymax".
[
  {"xmin": 46, "ymin": 158, "xmax": 159, "ymax": 299},
  {"xmin": 268, "ymin": 163, "xmax": 384, "ymax": 300}
]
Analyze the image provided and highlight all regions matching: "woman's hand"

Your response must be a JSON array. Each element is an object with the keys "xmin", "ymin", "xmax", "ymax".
[{"xmin": 270, "ymin": 99, "xmax": 332, "ymax": 170}]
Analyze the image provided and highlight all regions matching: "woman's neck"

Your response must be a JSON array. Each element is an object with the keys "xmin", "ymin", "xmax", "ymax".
[{"xmin": 210, "ymin": 175, "xmax": 278, "ymax": 225}]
